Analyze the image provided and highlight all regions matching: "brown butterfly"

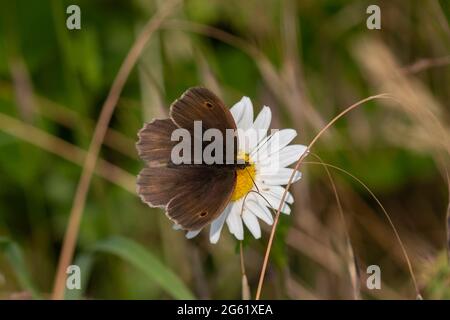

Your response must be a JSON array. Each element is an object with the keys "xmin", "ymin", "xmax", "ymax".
[{"xmin": 136, "ymin": 87, "xmax": 246, "ymax": 231}]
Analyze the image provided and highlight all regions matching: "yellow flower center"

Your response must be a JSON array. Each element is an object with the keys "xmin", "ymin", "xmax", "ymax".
[{"xmin": 231, "ymin": 153, "xmax": 256, "ymax": 201}]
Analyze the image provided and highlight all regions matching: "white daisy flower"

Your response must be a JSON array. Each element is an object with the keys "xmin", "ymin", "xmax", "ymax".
[{"xmin": 175, "ymin": 96, "xmax": 307, "ymax": 243}]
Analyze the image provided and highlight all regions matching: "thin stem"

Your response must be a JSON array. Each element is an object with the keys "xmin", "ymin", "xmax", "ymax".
[
  {"xmin": 401, "ymin": 55, "xmax": 450, "ymax": 75},
  {"xmin": 442, "ymin": 164, "xmax": 450, "ymax": 264},
  {"xmin": 51, "ymin": 0, "xmax": 180, "ymax": 300},
  {"xmin": 255, "ymin": 94, "xmax": 390, "ymax": 300},
  {"xmin": 239, "ymin": 241, "xmax": 246, "ymax": 275},
  {"xmin": 0, "ymin": 112, "xmax": 135, "ymax": 192},
  {"xmin": 303, "ymin": 161, "xmax": 421, "ymax": 298},
  {"xmin": 310, "ymin": 153, "xmax": 361, "ymax": 299},
  {"xmin": 240, "ymin": 242, "xmax": 250, "ymax": 300}
]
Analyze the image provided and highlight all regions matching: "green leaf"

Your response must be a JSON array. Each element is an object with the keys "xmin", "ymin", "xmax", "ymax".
[
  {"xmin": 0, "ymin": 237, "xmax": 41, "ymax": 299},
  {"xmin": 65, "ymin": 252, "xmax": 95, "ymax": 300},
  {"xmin": 92, "ymin": 236, "xmax": 195, "ymax": 299}
]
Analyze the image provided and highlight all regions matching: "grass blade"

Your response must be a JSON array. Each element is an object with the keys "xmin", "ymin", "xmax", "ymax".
[
  {"xmin": 64, "ymin": 253, "xmax": 94, "ymax": 300},
  {"xmin": 0, "ymin": 237, "xmax": 41, "ymax": 299},
  {"xmin": 92, "ymin": 236, "xmax": 195, "ymax": 299}
]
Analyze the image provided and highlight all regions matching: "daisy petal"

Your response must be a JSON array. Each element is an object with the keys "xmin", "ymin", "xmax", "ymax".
[
  {"xmin": 258, "ymin": 193, "xmax": 291, "ymax": 214},
  {"xmin": 253, "ymin": 129, "xmax": 297, "ymax": 162},
  {"xmin": 242, "ymin": 211, "xmax": 261, "ymax": 239},
  {"xmin": 250, "ymin": 134, "xmax": 271, "ymax": 159},
  {"xmin": 258, "ymin": 168, "xmax": 302, "ymax": 185},
  {"xmin": 226, "ymin": 202, "xmax": 244, "ymax": 240},
  {"xmin": 260, "ymin": 145, "xmax": 307, "ymax": 168},
  {"xmin": 231, "ymin": 97, "xmax": 253, "ymax": 130},
  {"xmin": 260, "ymin": 185, "xmax": 294, "ymax": 204},
  {"xmin": 186, "ymin": 229, "xmax": 201, "ymax": 239},
  {"xmin": 252, "ymin": 106, "xmax": 272, "ymax": 132},
  {"xmin": 209, "ymin": 206, "xmax": 230, "ymax": 244},
  {"xmin": 230, "ymin": 97, "xmax": 245, "ymax": 120},
  {"xmin": 242, "ymin": 129, "xmax": 259, "ymax": 154},
  {"xmin": 248, "ymin": 106, "xmax": 271, "ymax": 151},
  {"xmin": 245, "ymin": 199, "xmax": 273, "ymax": 225}
]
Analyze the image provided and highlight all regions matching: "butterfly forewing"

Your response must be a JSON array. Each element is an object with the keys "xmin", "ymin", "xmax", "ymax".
[
  {"xmin": 170, "ymin": 87, "xmax": 238, "ymax": 165},
  {"xmin": 170, "ymin": 87, "xmax": 237, "ymax": 133}
]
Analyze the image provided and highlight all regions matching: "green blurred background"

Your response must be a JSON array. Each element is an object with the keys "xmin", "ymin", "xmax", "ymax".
[{"xmin": 0, "ymin": 0, "xmax": 449, "ymax": 299}]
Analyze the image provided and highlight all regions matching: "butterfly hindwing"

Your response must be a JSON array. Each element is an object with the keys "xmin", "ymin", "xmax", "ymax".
[
  {"xmin": 136, "ymin": 119, "xmax": 178, "ymax": 167},
  {"xmin": 137, "ymin": 165, "xmax": 235, "ymax": 230},
  {"xmin": 165, "ymin": 167, "xmax": 235, "ymax": 230}
]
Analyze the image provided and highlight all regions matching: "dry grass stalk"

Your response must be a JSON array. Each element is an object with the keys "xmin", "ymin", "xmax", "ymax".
[
  {"xmin": 401, "ymin": 55, "xmax": 450, "ymax": 75},
  {"xmin": 306, "ymin": 161, "xmax": 422, "ymax": 298},
  {"xmin": 255, "ymin": 94, "xmax": 394, "ymax": 299},
  {"xmin": 51, "ymin": 0, "xmax": 181, "ymax": 300},
  {"xmin": 353, "ymin": 39, "xmax": 450, "ymax": 155},
  {"xmin": 9, "ymin": 58, "xmax": 36, "ymax": 123},
  {"xmin": 0, "ymin": 112, "xmax": 135, "ymax": 193},
  {"xmin": 240, "ymin": 242, "xmax": 251, "ymax": 300},
  {"xmin": 353, "ymin": 38, "xmax": 450, "ymax": 267},
  {"xmin": 311, "ymin": 153, "xmax": 361, "ymax": 299},
  {"xmin": 163, "ymin": 19, "xmax": 325, "ymax": 135}
]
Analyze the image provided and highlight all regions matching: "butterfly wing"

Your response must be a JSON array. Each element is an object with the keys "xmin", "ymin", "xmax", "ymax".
[
  {"xmin": 136, "ymin": 87, "xmax": 238, "ymax": 231},
  {"xmin": 137, "ymin": 165, "xmax": 235, "ymax": 230},
  {"xmin": 136, "ymin": 119, "xmax": 178, "ymax": 167},
  {"xmin": 170, "ymin": 87, "xmax": 238, "ymax": 165},
  {"xmin": 170, "ymin": 87, "xmax": 237, "ymax": 133}
]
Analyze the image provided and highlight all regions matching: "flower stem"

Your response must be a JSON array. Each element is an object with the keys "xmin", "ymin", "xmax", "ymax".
[{"xmin": 240, "ymin": 242, "xmax": 250, "ymax": 300}]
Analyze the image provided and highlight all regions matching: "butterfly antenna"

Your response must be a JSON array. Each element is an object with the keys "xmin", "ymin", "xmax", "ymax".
[
  {"xmin": 248, "ymin": 190, "xmax": 275, "ymax": 213},
  {"xmin": 239, "ymin": 167, "xmax": 260, "ymax": 217},
  {"xmin": 245, "ymin": 167, "xmax": 260, "ymax": 193},
  {"xmin": 240, "ymin": 185, "xmax": 278, "ymax": 219},
  {"xmin": 240, "ymin": 166, "xmax": 284, "ymax": 219},
  {"xmin": 244, "ymin": 167, "xmax": 279, "ymax": 212}
]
